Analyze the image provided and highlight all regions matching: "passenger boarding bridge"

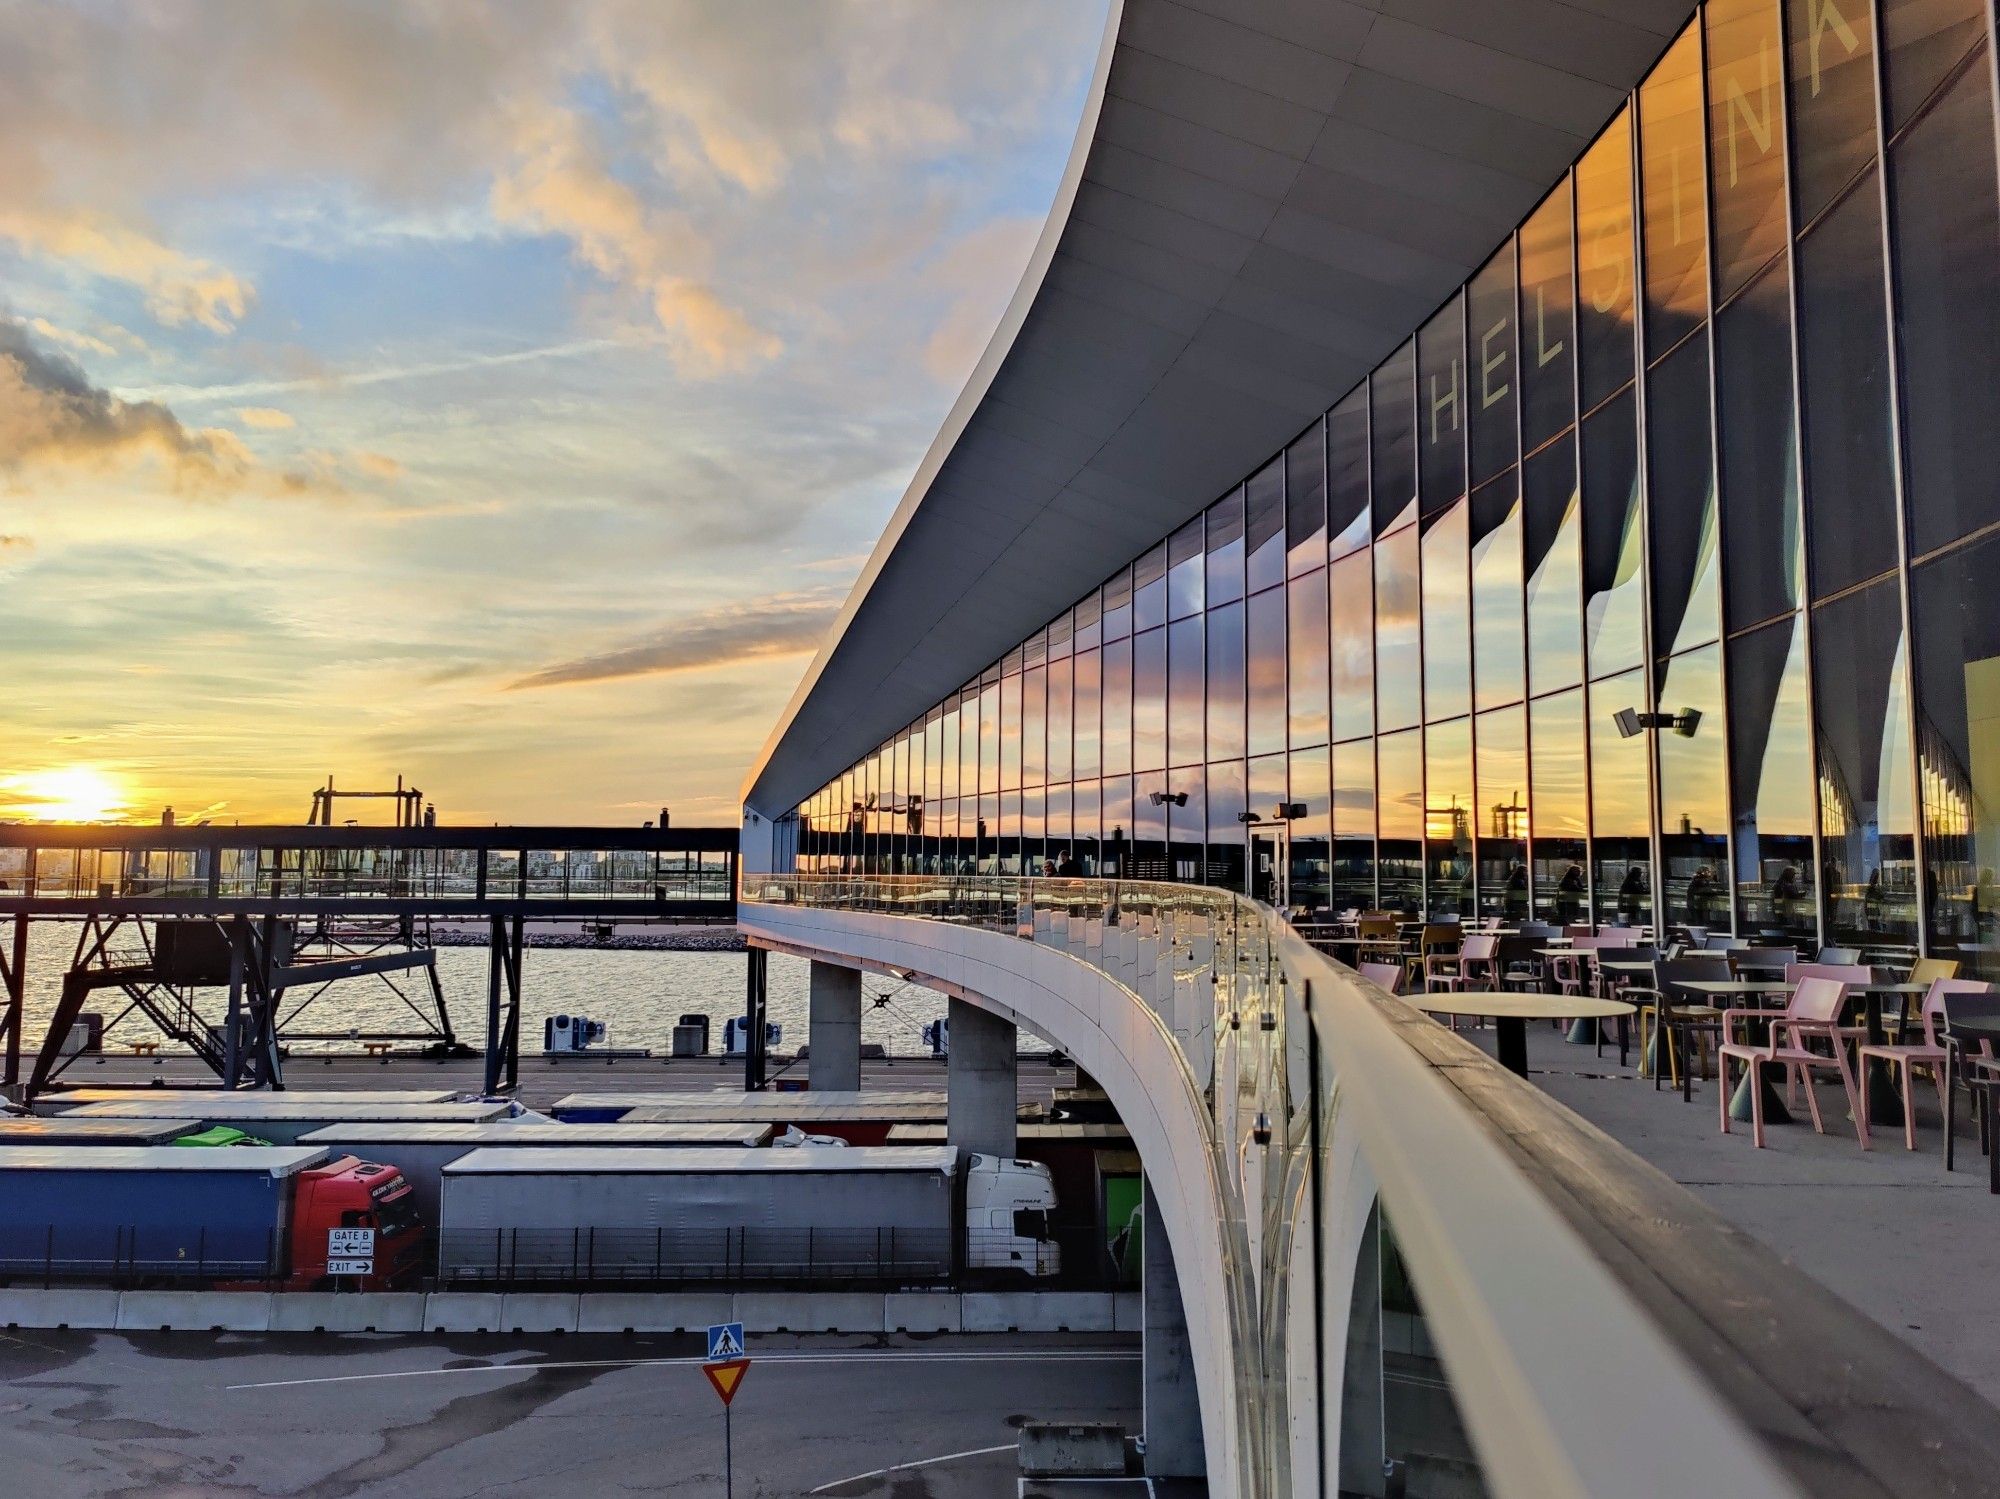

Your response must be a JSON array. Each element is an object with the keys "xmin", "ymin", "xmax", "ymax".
[{"xmin": 0, "ymin": 823, "xmax": 736, "ymax": 1099}]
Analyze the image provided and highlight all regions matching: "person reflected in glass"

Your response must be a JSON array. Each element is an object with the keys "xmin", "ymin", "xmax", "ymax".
[
  {"xmin": 1558, "ymin": 861, "xmax": 1586, "ymax": 924},
  {"xmin": 1055, "ymin": 848, "xmax": 1081, "ymax": 878},
  {"xmin": 1685, "ymin": 864, "xmax": 1718, "ymax": 927},
  {"xmin": 1772, "ymin": 863, "xmax": 1802, "ymax": 930},
  {"xmin": 1505, "ymin": 860, "xmax": 1529, "ymax": 921},
  {"xmin": 1618, "ymin": 863, "xmax": 1647, "ymax": 924}
]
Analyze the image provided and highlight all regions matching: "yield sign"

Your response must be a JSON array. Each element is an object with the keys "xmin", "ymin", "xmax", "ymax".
[{"xmin": 703, "ymin": 1358, "xmax": 750, "ymax": 1406}]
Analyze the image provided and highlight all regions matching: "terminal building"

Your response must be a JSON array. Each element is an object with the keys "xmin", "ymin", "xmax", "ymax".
[
  {"xmin": 747, "ymin": 0, "xmax": 2000, "ymax": 982},
  {"xmin": 740, "ymin": 2, "xmax": 2000, "ymax": 1495}
]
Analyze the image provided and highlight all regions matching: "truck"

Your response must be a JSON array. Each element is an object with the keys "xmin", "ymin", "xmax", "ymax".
[
  {"xmin": 0, "ymin": 1146, "xmax": 426, "ymax": 1289},
  {"xmin": 296, "ymin": 1121, "xmax": 775, "ymax": 1222},
  {"xmin": 553, "ymin": 1089, "xmax": 1041, "ymax": 1145},
  {"xmin": 60, "ymin": 1099, "xmax": 518, "ymax": 1144},
  {"xmin": 433, "ymin": 1146, "xmax": 1060, "ymax": 1285},
  {"xmin": 36, "ymin": 1088, "xmax": 459, "ymax": 1113},
  {"xmin": 0, "ymin": 1117, "xmax": 201, "ymax": 1146}
]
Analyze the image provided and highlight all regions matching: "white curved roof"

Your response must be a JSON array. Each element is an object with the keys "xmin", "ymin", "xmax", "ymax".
[{"xmin": 745, "ymin": 0, "xmax": 1695, "ymax": 816}]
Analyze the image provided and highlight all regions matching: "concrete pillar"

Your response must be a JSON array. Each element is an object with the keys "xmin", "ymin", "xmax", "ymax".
[
  {"xmin": 807, "ymin": 961, "xmax": 862, "ymax": 1091},
  {"xmin": 1142, "ymin": 1176, "xmax": 1206, "ymax": 1479},
  {"xmin": 946, "ymin": 997, "xmax": 1016, "ymax": 1158}
]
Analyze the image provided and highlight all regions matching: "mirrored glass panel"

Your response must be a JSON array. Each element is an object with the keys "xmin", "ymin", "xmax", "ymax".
[
  {"xmin": 1375, "ymin": 525, "xmax": 1422, "ymax": 732},
  {"xmin": 1207, "ymin": 488, "xmax": 1245, "ymax": 608},
  {"xmin": 1422, "ymin": 500, "xmax": 1472, "ymax": 722},
  {"xmin": 1419, "ymin": 298, "xmax": 1466, "ymax": 513},
  {"xmin": 1472, "ymin": 476, "xmax": 1527, "ymax": 711},
  {"xmin": 1577, "ymin": 108, "xmax": 1636, "ymax": 409},
  {"xmin": 1476, "ymin": 706, "xmax": 1530, "ymax": 918},
  {"xmin": 1814, "ymin": 579, "xmax": 1919, "ymax": 946},
  {"xmin": 1331, "ymin": 551, "xmax": 1375, "ymax": 742},
  {"xmin": 1208, "ymin": 601, "xmax": 1247, "ymax": 764},
  {"xmin": 1911, "ymin": 534, "xmax": 2000, "ymax": 975},
  {"xmin": 1289, "ymin": 570, "xmax": 1331, "ymax": 749},
  {"xmin": 1786, "ymin": 0, "xmax": 1879, "ymax": 224},
  {"xmin": 1425, "ymin": 718, "xmax": 1475, "ymax": 917},
  {"xmin": 1287, "ymin": 421, "xmax": 1327, "ymax": 578},
  {"xmin": 1329, "ymin": 386, "xmax": 1371, "ymax": 558},
  {"xmin": 1729, "ymin": 615, "xmax": 1819, "ymax": 943},
  {"xmin": 1168, "ymin": 615, "xmax": 1204, "ymax": 768},
  {"xmin": 1249, "ymin": 586, "xmax": 1287, "ymax": 757},
  {"xmin": 1469, "ymin": 244, "xmax": 1518, "ymax": 488},
  {"xmin": 1707, "ymin": 0, "xmax": 1789, "ymax": 298},
  {"xmin": 1377, "ymin": 728, "xmax": 1424, "ymax": 915},
  {"xmin": 1135, "ymin": 543, "xmax": 1168, "ymax": 632},
  {"xmin": 1639, "ymin": 24, "xmax": 1710, "ymax": 352},
  {"xmin": 1583, "ymin": 390, "xmax": 1646, "ymax": 679},
  {"xmin": 1656, "ymin": 645, "xmax": 1731, "ymax": 930},
  {"xmin": 1717, "ymin": 258, "xmax": 1803, "ymax": 630},
  {"xmin": 1102, "ymin": 636, "xmax": 1132, "ymax": 778},
  {"xmin": 1134, "ymin": 626, "xmax": 1166, "ymax": 772},
  {"xmin": 1520, "ymin": 178, "xmax": 1576, "ymax": 450},
  {"xmin": 1531, "ymin": 687, "xmax": 1591, "ymax": 921},
  {"xmin": 1168, "ymin": 517, "xmax": 1204, "ymax": 620},
  {"xmin": 1524, "ymin": 436, "xmax": 1585, "ymax": 693},
  {"xmin": 1647, "ymin": 336, "xmax": 1721, "ymax": 660},
  {"xmin": 1247, "ymin": 456, "xmax": 1286, "ymax": 595},
  {"xmin": 1372, "ymin": 341, "xmax": 1417, "ymax": 531},
  {"xmin": 1592, "ymin": 666, "xmax": 1654, "ymax": 925}
]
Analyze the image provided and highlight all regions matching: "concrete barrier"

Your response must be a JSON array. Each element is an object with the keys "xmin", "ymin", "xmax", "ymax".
[
  {"xmin": 577, "ymin": 1292, "xmax": 732, "ymax": 1333},
  {"xmin": 0, "ymin": 1286, "xmax": 1133, "ymax": 1336},
  {"xmin": 963, "ymin": 1290, "xmax": 1114, "ymax": 1333},
  {"xmin": 734, "ymin": 1290, "xmax": 885, "ymax": 1333},
  {"xmin": 0, "ymin": 1288, "xmax": 120, "ymax": 1329},
  {"xmin": 501, "ymin": 1292, "xmax": 579, "ymax": 1333},
  {"xmin": 423, "ymin": 1292, "xmax": 502, "ymax": 1333},
  {"xmin": 1113, "ymin": 1291, "xmax": 1143, "ymax": 1333},
  {"xmin": 884, "ymin": 1292, "xmax": 962, "ymax": 1333},
  {"xmin": 117, "ymin": 1291, "xmax": 273, "ymax": 1332},
  {"xmin": 270, "ymin": 1292, "xmax": 426, "ymax": 1334}
]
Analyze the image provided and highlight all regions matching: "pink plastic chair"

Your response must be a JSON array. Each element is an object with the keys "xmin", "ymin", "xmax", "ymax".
[
  {"xmin": 1786, "ymin": 962, "xmax": 1871, "ymax": 986},
  {"xmin": 1719, "ymin": 976, "xmax": 1870, "ymax": 1149},
  {"xmin": 1859, "ymin": 978, "xmax": 1993, "ymax": 1150},
  {"xmin": 1358, "ymin": 960, "xmax": 1403, "ymax": 994},
  {"xmin": 1426, "ymin": 933, "xmax": 1497, "ymax": 993}
]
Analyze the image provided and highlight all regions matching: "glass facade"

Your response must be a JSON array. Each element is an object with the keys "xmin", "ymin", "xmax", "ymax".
[{"xmin": 783, "ymin": 0, "xmax": 2000, "ymax": 976}]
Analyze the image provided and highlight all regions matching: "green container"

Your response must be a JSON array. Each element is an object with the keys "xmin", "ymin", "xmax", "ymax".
[{"xmin": 172, "ymin": 1125, "xmax": 274, "ymax": 1149}]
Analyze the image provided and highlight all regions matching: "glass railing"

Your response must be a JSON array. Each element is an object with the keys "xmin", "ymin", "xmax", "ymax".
[{"xmin": 745, "ymin": 871, "xmax": 1305, "ymax": 1498}]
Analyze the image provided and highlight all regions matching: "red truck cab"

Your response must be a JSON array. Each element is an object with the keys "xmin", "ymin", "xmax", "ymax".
[{"xmin": 287, "ymin": 1156, "xmax": 425, "ymax": 1290}]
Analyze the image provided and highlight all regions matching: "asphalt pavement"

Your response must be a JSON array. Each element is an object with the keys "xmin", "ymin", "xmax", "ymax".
[{"xmin": 0, "ymin": 1328, "xmax": 1141, "ymax": 1497}]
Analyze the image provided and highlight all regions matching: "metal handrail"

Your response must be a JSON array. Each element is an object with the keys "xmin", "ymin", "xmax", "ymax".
[{"xmin": 743, "ymin": 872, "xmax": 2000, "ymax": 1499}]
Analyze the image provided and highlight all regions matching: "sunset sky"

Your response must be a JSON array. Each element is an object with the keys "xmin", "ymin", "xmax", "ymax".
[{"xmin": 0, "ymin": 1, "xmax": 1104, "ymax": 826}]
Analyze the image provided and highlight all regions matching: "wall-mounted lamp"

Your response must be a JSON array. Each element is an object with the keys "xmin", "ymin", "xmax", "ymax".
[
  {"xmin": 1613, "ymin": 707, "xmax": 1702, "ymax": 740},
  {"xmin": 1149, "ymin": 790, "xmax": 1188, "ymax": 807}
]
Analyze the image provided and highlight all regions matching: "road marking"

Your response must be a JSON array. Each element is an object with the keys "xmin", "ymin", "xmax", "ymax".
[
  {"xmin": 226, "ymin": 1348, "xmax": 1137, "ymax": 1392},
  {"xmin": 807, "ymin": 1442, "xmax": 1017, "ymax": 1494}
]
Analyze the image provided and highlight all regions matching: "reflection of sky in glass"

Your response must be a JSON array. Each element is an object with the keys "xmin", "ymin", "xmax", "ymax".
[
  {"xmin": 1377, "ymin": 729, "xmax": 1424, "ymax": 838},
  {"xmin": 1472, "ymin": 491, "xmax": 1526, "ymax": 709},
  {"xmin": 1656, "ymin": 644, "xmax": 1727, "ymax": 833},
  {"xmin": 1422, "ymin": 501, "xmax": 1471, "ymax": 721},
  {"xmin": 1476, "ymin": 707, "xmax": 1528, "ymax": 840},
  {"xmin": 1331, "ymin": 553, "xmax": 1375, "ymax": 741},
  {"xmin": 1590, "ymin": 667, "xmax": 1651, "ymax": 835},
  {"xmin": 1530, "ymin": 689, "xmax": 1589, "ymax": 836}
]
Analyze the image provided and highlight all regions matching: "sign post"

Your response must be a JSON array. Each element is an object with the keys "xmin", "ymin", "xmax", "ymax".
[
  {"xmin": 326, "ymin": 1226, "xmax": 374, "ymax": 1279},
  {"xmin": 704, "ymin": 1322, "xmax": 749, "ymax": 1496}
]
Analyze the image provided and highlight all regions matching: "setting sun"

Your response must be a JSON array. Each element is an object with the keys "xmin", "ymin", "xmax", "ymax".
[{"xmin": 1, "ymin": 766, "xmax": 133, "ymax": 822}]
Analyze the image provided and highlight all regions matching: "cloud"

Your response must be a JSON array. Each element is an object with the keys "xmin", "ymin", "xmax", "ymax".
[
  {"xmin": 354, "ymin": 451, "xmax": 402, "ymax": 479},
  {"xmin": 919, "ymin": 214, "xmax": 1043, "ymax": 387},
  {"xmin": 0, "ymin": 210, "xmax": 252, "ymax": 333},
  {"xmin": 0, "ymin": 316, "xmax": 263, "ymax": 491},
  {"xmin": 491, "ymin": 108, "xmax": 779, "ymax": 375},
  {"xmin": 509, "ymin": 591, "xmax": 841, "ymax": 690},
  {"xmin": 235, "ymin": 406, "xmax": 295, "ymax": 429},
  {"xmin": 0, "ymin": 534, "xmax": 31, "ymax": 552}
]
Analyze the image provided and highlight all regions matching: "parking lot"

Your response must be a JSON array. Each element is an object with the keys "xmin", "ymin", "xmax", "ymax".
[{"xmin": 0, "ymin": 1328, "xmax": 1141, "ymax": 1497}]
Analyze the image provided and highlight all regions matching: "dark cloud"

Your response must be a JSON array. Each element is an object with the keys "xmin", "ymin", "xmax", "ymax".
[
  {"xmin": 509, "ymin": 592, "xmax": 839, "ymax": 690},
  {"xmin": 0, "ymin": 315, "xmax": 259, "ymax": 488}
]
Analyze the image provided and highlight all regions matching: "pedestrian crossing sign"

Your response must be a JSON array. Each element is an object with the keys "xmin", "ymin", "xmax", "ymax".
[{"xmin": 707, "ymin": 1321, "xmax": 745, "ymax": 1360}]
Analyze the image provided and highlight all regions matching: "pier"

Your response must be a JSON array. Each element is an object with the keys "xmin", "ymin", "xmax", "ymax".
[{"xmin": 0, "ymin": 823, "xmax": 736, "ymax": 1099}]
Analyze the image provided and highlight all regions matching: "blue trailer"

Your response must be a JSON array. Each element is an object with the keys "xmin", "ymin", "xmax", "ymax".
[
  {"xmin": 0, "ymin": 1118, "xmax": 202, "ymax": 1146},
  {"xmin": 0, "ymin": 1146, "xmax": 331, "ymax": 1281}
]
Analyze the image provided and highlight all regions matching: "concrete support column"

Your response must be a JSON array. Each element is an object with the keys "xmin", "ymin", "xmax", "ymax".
[
  {"xmin": 807, "ymin": 960, "xmax": 862, "ymax": 1091},
  {"xmin": 1142, "ymin": 1175, "xmax": 1206, "ymax": 1479},
  {"xmin": 946, "ymin": 998, "xmax": 1017, "ymax": 1158}
]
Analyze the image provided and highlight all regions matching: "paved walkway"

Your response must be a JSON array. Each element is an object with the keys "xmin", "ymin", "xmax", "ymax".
[{"xmin": 1468, "ymin": 1020, "xmax": 2000, "ymax": 1405}]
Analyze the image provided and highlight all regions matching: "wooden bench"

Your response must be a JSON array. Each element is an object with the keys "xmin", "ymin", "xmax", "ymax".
[
  {"xmin": 362, "ymin": 1042, "xmax": 394, "ymax": 1061},
  {"xmin": 128, "ymin": 1041, "xmax": 159, "ymax": 1059}
]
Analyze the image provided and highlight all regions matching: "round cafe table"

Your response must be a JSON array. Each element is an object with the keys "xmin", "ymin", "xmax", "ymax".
[{"xmin": 1415, "ymin": 992, "xmax": 1635, "ymax": 1078}]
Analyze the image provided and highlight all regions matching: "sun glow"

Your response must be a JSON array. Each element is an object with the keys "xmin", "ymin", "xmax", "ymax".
[{"xmin": 2, "ymin": 767, "xmax": 133, "ymax": 822}]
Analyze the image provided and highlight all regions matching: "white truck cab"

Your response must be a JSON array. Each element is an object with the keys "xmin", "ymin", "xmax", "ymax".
[{"xmin": 963, "ymin": 1152, "xmax": 1062, "ymax": 1277}]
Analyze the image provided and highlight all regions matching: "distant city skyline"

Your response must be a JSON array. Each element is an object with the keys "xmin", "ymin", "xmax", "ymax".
[{"xmin": 0, "ymin": 1, "xmax": 1105, "ymax": 825}]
